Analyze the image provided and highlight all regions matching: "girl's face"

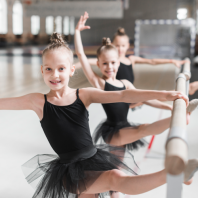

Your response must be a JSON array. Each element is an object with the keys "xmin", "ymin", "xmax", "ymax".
[
  {"xmin": 41, "ymin": 48, "xmax": 75, "ymax": 91},
  {"xmin": 97, "ymin": 50, "xmax": 120, "ymax": 79},
  {"xmin": 113, "ymin": 36, "xmax": 130, "ymax": 57}
]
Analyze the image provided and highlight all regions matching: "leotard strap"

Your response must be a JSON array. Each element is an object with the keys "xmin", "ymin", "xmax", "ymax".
[
  {"xmin": 120, "ymin": 80, "xmax": 125, "ymax": 88},
  {"xmin": 44, "ymin": 94, "xmax": 47, "ymax": 102},
  {"xmin": 76, "ymin": 89, "xmax": 79, "ymax": 99}
]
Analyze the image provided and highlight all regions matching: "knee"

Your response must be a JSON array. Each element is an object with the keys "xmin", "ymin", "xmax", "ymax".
[
  {"xmin": 137, "ymin": 123, "xmax": 149, "ymax": 136},
  {"xmin": 108, "ymin": 169, "xmax": 126, "ymax": 190}
]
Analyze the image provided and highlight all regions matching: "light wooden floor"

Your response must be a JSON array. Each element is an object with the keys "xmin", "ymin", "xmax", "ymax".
[{"xmin": 0, "ymin": 56, "xmax": 197, "ymax": 198}]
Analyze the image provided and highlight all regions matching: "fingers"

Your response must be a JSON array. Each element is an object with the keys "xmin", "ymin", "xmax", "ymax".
[{"xmin": 177, "ymin": 92, "xmax": 189, "ymax": 106}]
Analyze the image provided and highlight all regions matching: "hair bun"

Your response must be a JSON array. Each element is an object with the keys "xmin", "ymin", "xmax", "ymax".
[
  {"xmin": 102, "ymin": 37, "xmax": 111, "ymax": 46},
  {"xmin": 50, "ymin": 32, "xmax": 65, "ymax": 45},
  {"xmin": 117, "ymin": 27, "xmax": 125, "ymax": 35}
]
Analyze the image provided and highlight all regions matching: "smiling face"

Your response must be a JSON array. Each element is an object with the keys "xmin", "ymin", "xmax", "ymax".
[
  {"xmin": 113, "ymin": 35, "xmax": 130, "ymax": 57},
  {"xmin": 41, "ymin": 48, "xmax": 75, "ymax": 91},
  {"xmin": 97, "ymin": 50, "xmax": 120, "ymax": 79}
]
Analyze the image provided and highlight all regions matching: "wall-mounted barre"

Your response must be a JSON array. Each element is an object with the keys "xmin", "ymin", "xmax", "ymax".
[{"xmin": 165, "ymin": 58, "xmax": 191, "ymax": 175}]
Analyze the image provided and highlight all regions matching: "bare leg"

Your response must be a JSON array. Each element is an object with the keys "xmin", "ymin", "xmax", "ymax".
[
  {"xmin": 109, "ymin": 117, "xmax": 171, "ymax": 146},
  {"xmin": 189, "ymin": 81, "xmax": 198, "ymax": 95},
  {"xmin": 79, "ymin": 194, "xmax": 96, "ymax": 198},
  {"xmin": 83, "ymin": 169, "xmax": 166, "ymax": 195}
]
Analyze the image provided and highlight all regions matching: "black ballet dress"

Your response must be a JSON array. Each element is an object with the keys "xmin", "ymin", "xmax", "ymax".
[
  {"xmin": 116, "ymin": 62, "xmax": 134, "ymax": 84},
  {"xmin": 93, "ymin": 81, "xmax": 145, "ymax": 151},
  {"xmin": 21, "ymin": 89, "xmax": 138, "ymax": 198}
]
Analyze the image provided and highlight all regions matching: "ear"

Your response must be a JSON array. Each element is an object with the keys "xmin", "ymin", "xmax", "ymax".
[
  {"xmin": 96, "ymin": 60, "xmax": 100, "ymax": 68},
  {"xmin": 41, "ymin": 65, "xmax": 44, "ymax": 76},
  {"xmin": 127, "ymin": 42, "xmax": 130, "ymax": 50},
  {"xmin": 70, "ymin": 65, "xmax": 75, "ymax": 77}
]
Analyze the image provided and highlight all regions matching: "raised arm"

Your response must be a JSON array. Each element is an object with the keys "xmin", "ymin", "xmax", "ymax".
[
  {"xmin": 129, "ymin": 55, "xmax": 187, "ymax": 68},
  {"xmin": 75, "ymin": 12, "xmax": 103, "ymax": 88}
]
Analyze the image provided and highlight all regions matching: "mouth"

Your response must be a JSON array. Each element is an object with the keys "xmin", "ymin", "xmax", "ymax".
[
  {"xmin": 105, "ymin": 71, "xmax": 114, "ymax": 75},
  {"xmin": 50, "ymin": 80, "xmax": 61, "ymax": 85}
]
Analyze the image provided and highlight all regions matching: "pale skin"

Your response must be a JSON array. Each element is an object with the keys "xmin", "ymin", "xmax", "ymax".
[
  {"xmin": 0, "ymin": 42, "xmax": 191, "ymax": 196},
  {"xmin": 74, "ymin": 12, "xmax": 191, "ymax": 150}
]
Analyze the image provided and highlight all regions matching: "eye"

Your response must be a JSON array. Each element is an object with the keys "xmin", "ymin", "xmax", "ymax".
[
  {"xmin": 59, "ymin": 67, "xmax": 64, "ymax": 71},
  {"xmin": 112, "ymin": 62, "xmax": 115, "ymax": 64},
  {"xmin": 46, "ymin": 68, "xmax": 51, "ymax": 71},
  {"xmin": 103, "ymin": 63, "xmax": 107, "ymax": 65}
]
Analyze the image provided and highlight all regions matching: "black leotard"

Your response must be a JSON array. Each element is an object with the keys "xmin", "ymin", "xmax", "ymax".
[
  {"xmin": 94, "ymin": 81, "xmax": 145, "ymax": 150},
  {"xmin": 41, "ymin": 92, "xmax": 94, "ymax": 155},
  {"xmin": 116, "ymin": 62, "xmax": 134, "ymax": 84},
  {"xmin": 22, "ymin": 89, "xmax": 136, "ymax": 198},
  {"xmin": 102, "ymin": 81, "xmax": 129, "ymax": 122}
]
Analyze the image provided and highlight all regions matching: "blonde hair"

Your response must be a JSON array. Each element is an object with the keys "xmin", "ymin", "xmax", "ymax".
[
  {"xmin": 96, "ymin": 37, "xmax": 118, "ymax": 59},
  {"xmin": 113, "ymin": 27, "xmax": 129, "ymax": 42},
  {"xmin": 42, "ymin": 32, "xmax": 73, "ymax": 64}
]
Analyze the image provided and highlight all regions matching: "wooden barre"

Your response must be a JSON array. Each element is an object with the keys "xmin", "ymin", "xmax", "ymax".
[
  {"xmin": 183, "ymin": 58, "xmax": 191, "ymax": 81},
  {"xmin": 165, "ymin": 72, "xmax": 189, "ymax": 175}
]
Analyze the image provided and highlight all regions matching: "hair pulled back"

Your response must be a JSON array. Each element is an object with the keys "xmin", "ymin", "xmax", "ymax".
[
  {"xmin": 113, "ymin": 27, "xmax": 129, "ymax": 42},
  {"xmin": 97, "ymin": 37, "xmax": 118, "ymax": 59},
  {"xmin": 42, "ymin": 32, "xmax": 73, "ymax": 64}
]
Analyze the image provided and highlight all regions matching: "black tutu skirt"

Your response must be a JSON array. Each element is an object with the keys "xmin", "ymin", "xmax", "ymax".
[
  {"xmin": 93, "ymin": 119, "xmax": 146, "ymax": 151},
  {"xmin": 22, "ymin": 144, "xmax": 139, "ymax": 198}
]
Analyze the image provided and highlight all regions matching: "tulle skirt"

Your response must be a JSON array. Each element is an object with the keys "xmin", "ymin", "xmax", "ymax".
[
  {"xmin": 93, "ymin": 119, "xmax": 146, "ymax": 151},
  {"xmin": 22, "ymin": 144, "xmax": 139, "ymax": 198}
]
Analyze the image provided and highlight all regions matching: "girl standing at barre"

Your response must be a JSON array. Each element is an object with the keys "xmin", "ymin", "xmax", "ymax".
[
  {"xmin": 75, "ymin": 12, "xmax": 184, "ymax": 152},
  {"xmin": 1, "ymin": 30, "xmax": 197, "ymax": 198}
]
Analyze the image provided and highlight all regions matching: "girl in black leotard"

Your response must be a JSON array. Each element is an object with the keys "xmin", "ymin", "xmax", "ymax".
[
  {"xmin": 75, "ymin": 12, "xmax": 179, "ymax": 152},
  {"xmin": 0, "ymin": 14, "xmax": 196, "ymax": 198}
]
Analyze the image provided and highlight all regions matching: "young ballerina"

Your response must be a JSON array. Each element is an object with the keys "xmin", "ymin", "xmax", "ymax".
[
  {"xmin": 1, "ymin": 32, "xmax": 197, "ymax": 198},
  {"xmin": 74, "ymin": 29, "xmax": 187, "ymax": 110},
  {"xmin": 75, "ymin": 12, "xmax": 188, "ymax": 152}
]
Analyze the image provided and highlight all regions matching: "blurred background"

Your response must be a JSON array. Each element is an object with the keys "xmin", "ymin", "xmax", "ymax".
[{"xmin": 0, "ymin": 1, "xmax": 198, "ymax": 198}]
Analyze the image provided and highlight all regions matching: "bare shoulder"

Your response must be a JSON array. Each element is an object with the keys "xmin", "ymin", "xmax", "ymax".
[
  {"xmin": 27, "ymin": 93, "xmax": 45, "ymax": 110},
  {"xmin": 78, "ymin": 87, "xmax": 104, "ymax": 107},
  {"xmin": 121, "ymin": 79, "xmax": 135, "ymax": 89}
]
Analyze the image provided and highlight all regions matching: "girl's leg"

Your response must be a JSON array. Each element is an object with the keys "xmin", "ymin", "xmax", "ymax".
[
  {"xmin": 189, "ymin": 81, "xmax": 198, "ymax": 95},
  {"xmin": 109, "ymin": 117, "xmax": 171, "ymax": 146},
  {"xmin": 83, "ymin": 169, "xmax": 166, "ymax": 195},
  {"xmin": 79, "ymin": 194, "xmax": 96, "ymax": 198}
]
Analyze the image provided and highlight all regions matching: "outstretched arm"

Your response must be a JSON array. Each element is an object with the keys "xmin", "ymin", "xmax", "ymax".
[
  {"xmin": 123, "ymin": 79, "xmax": 172, "ymax": 110},
  {"xmin": 80, "ymin": 87, "xmax": 188, "ymax": 108},
  {"xmin": 143, "ymin": 100, "xmax": 172, "ymax": 110},
  {"xmin": 75, "ymin": 12, "xmax": 103, "ymax": 89},
  {"xmin": 0, "ymin": 94, "xmax": 38, "ymax": 111},
  {"xmin": 129, "ymin": 55, "xmax": 187, "ymax": 68}
]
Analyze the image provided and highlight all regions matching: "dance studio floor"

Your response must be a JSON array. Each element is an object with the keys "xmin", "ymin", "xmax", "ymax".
[{"xmin": 0, "ymin": 55, "xmax": 198, "ymax": 198}]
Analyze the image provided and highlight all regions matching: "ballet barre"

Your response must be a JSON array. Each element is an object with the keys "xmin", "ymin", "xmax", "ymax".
[{"xmin": 165, "ymin": 58, "xmax": 191, "ymax": 198}]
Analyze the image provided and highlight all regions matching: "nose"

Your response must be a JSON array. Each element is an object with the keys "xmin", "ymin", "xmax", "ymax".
[
  {"xmin": 107, "ymin": 63, "xmax": 113, "ymax": 69},
  {"xmin": 52, "ymin": 69, "xmax": 59, "ymax": 77}
]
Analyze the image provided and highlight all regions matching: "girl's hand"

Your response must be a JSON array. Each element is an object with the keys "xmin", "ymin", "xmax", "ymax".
[
  {"xmin": 75, "ymin": 12, "xmax": 90, "ymax": 31},
  {"xmin": 171, "ymin": 59, "xmax": 189, "ymax": 68},
  {"xmin": 165, "ymin": 91, "xmax": 189, "ymax": 106}
]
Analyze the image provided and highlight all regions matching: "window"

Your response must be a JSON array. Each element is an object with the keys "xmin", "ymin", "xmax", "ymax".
[
  {"xmin": 31, "ymin": 15, "xmax": 40, "ymax": 35},
  {"xmin": 63, "ymin": 16, "xmax": 69, "ymax": 35},
  {"xmin": 46, "ymin": 16, "xmax": 54, "ymax": 35},
  {"xmin": 13, "ymin": 0, "xmax": 23, "ymax": 35},
  {"xmin": 55, "ymin": 16, "xmax": 62, "ymax": 34},
  {"xmin": 177, "ymin": 8, "xmax": 188, "ymax": 20},
  {"xmin": 69, "ymin": 16, "xmax": 75, "ymax": 35},
  {"xmin": 0, "ymin": 0, "xmax": 7, "ymax": 34}
]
